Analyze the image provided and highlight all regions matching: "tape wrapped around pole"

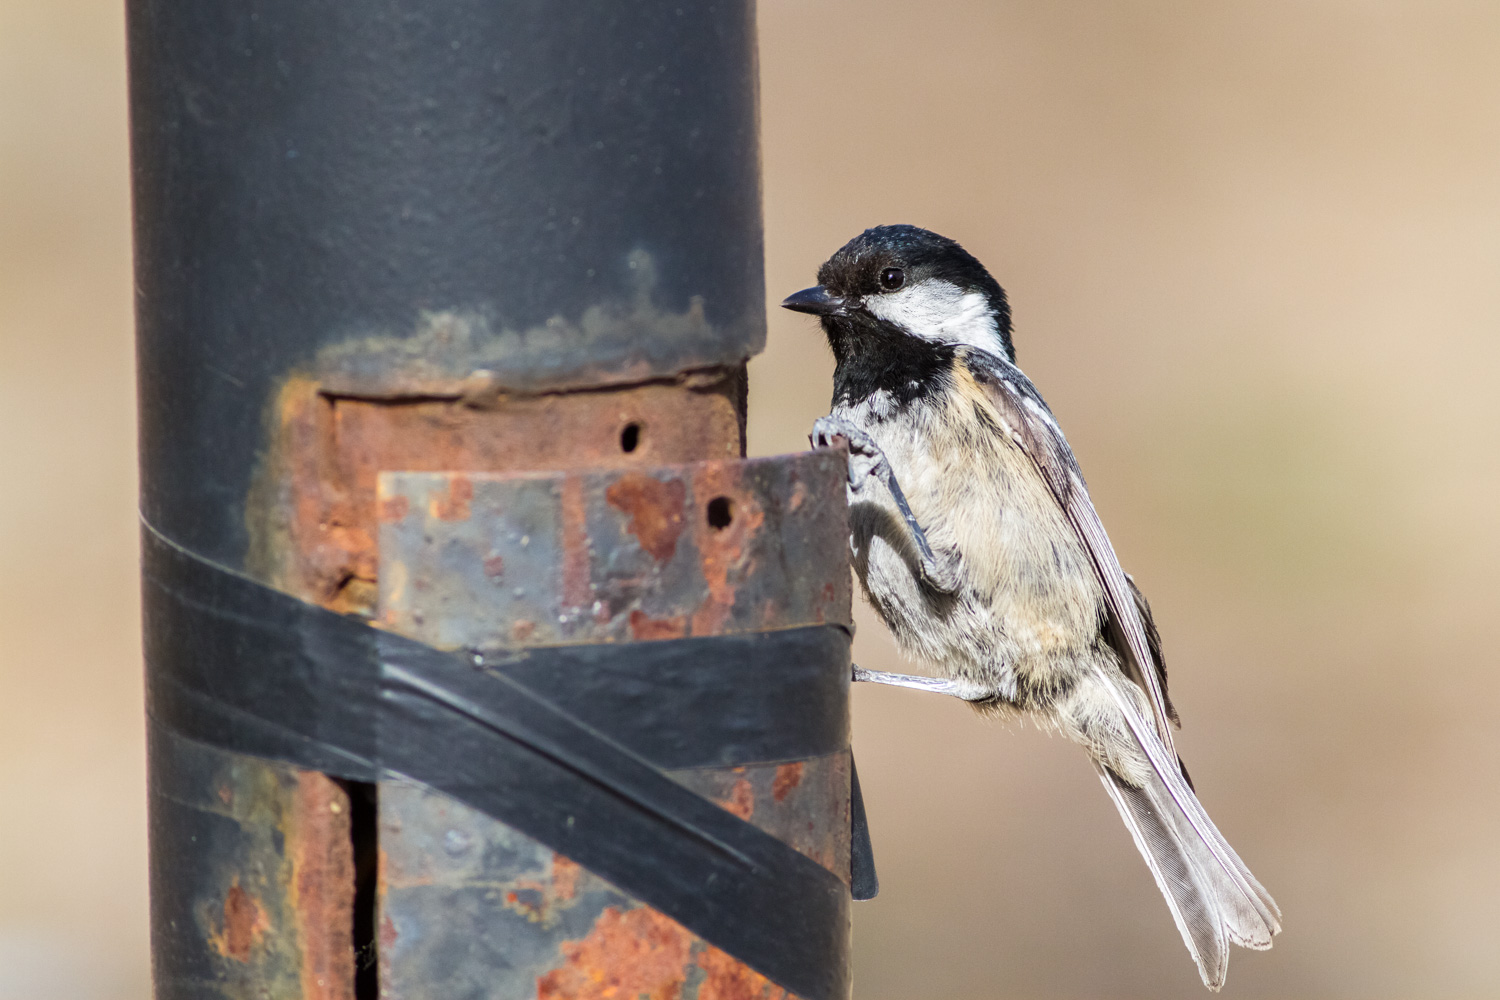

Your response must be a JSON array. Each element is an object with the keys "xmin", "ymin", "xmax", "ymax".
[{"xmin": 142, "ymin": 522, "xmax": 854, "ymax": 1000}]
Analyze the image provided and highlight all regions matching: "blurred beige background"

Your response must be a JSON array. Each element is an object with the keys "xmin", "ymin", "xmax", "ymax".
[{"xmin": 4, "ymin": 1, "xmax": 1499, "ymax": 998}]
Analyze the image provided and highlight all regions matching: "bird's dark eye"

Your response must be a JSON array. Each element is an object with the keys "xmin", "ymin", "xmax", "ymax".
[{"xmin": 879, "ymin": 267, "xmax": 906, "ymax": 291}]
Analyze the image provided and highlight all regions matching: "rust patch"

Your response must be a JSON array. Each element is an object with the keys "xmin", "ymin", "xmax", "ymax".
[
  {"xmin": 689, "ymin": 466, "xmax": 765, "ymax": 635},
  {"xmin": 771, "ymin": 762, "xmax": 804, "ymax": 803},
  {"xmin": 504, "ymin": 888, "xmax": 547, "ymax": 923},
  {"xmin": 290, "ymin": 772, "xmax": 356, "ymax": 1000},
  {"xmin": 210, "ymin": 881, "xmax": 269, "ymax": 962},
  {"xmin": 499, "ymin": 855, "xmax": 586, "ymax": 929},
  {"xmin": 222, "ymin": 885, "xmax": 265, "ymax": 961},
  {"xmin": 786, "ymin": 478, "xmax": 808, "ymax": 512},
  {"xmin": 606, "ymin": 473, "xmax": 687, "ymax": 562},
  {"xmin": 695, "ymin": 943, "xmax": 792, "ymax": 1000},
  {"xmin": 537, "ymin": 907, "xmax": 694, "ymax": 1000},
  {"xmin": 721, "ymin": 778, "xmax": 754, "ymax": 821},
  {"xmin": 483, "ymin": 553, "xmax": 505, "ymax": 578},
  {"xmin": 628, "ymin": 609, "xmax": 688, "ymax": 641},
  {"xmin": 814, "ymin": 582, "xmax": 838, "ymax": 624},
  {"xmin": 560, "ymin": 474, "xmax": 592, "ymax": 611},
  {"xmin": 511, "ymin": 619, "xmax": 537, "ymax": 642},
  {"xmin": 378, "ymin": 494, "xmax": 410, "ymax": 523},
  {"xmin": 551, "ymin": 854, "xmax": 581, "ymax": 902},
  {"xmin": 430, "ymin": 476, "xmax": 474, "ymax": 522}
]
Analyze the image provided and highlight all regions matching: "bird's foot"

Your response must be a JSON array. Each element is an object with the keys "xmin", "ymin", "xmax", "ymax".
[
  {"xmin": 811, "ymin": 416, "xmax": 960, "ymax": 594},
  {"xmin": 852, "ymin": 664, "xmax": 992, "ymax": 702}
]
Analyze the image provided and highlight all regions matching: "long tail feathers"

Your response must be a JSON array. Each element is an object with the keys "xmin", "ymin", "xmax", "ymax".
[{"xmin": 1093, "ymin": 669, "xmax": 1281, "ymax": 990}]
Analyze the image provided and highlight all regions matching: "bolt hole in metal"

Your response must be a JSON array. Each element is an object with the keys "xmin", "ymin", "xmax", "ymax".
[
  {"xmin": 706, "ymin": 496, "xmax": 733, "ymax": 530},
  {"xmin": 620, "ymin": 422, "xmax": 641, "ymax": 453}
]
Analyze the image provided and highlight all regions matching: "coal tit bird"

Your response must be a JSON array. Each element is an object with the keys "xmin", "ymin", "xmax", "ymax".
[{"xmin": 784, "ymin": 225, "xmax": 1280, "ymax": 990}]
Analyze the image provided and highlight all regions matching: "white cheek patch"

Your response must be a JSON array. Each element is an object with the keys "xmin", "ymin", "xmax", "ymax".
[{"xmin": 863, "ymin": 280, "xmax": 1006, "ymax": 357}]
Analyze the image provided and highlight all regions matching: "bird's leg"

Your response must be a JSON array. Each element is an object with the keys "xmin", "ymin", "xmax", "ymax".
[
  {"xmin": 852, "ymin": 664, "xmax": 992, "ymax": 702},
  {"xmin": 810, "ymin": 416, "xmax": 959, "ymax": 594}
]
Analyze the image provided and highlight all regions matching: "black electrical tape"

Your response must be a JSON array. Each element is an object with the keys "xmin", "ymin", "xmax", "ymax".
[
  {"xmin": 495, "ymin": 639, "xmax": 877, "ymax": 900},
  {"xmin": 849, "ymin": 759, "xmax": 879, "ymax": 901},
  {"xmin": 142, "ymin": 523, "xmax": 853, "ymax": 1000},
  {"xmin": 473, "ymin": 634, "xmax": 849, "ymax": 771}
]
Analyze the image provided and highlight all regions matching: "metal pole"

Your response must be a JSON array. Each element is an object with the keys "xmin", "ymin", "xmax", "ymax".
[{"xmin": 131, "ymin": 3, "xmax": 853, "ymax": 998}]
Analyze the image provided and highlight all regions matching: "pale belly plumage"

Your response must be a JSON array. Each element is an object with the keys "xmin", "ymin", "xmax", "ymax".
[{"xmin": 832, "ymin": 388, "xmax": 1108, "ymax": 708}]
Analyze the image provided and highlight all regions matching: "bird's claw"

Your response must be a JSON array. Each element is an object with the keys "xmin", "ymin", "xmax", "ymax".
[
  {"xmin": 811, "ymin": 415, "xmax": 961, "ymax": 596},
  {"xmin": 810, "ymin": 416, "xmax": 882, "ymax": 460},
  {"xmin": 810, "ymin": 416, "xmax": 886, "ymax": 492}
]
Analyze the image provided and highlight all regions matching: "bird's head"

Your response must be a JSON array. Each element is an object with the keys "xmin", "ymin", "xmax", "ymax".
[{"xmin": 781, "ymin": 225, "xmax": 1014, "ymax": 363}]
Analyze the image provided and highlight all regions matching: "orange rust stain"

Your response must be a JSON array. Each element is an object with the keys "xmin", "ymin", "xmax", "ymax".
[
  {"xmin": 321, "ymin": 525, "xmax": 377, "ymax": 578},
  {"xmin": 210, "ymin": 881, "xmax": 269, "ymax": 962},
  {"xmin": 252, "ymin": 378, "xmax": 372, "ymax": 613},
  {"xmin": 560, "ymin": 474, "xmax": 592, "ymax": 611},
  {"xmin": 511, "ymin": 619, "xmax": 537, "ymax": 642},
  {"xmin": 430, "ymin": 476, "xmax": 474, "ymax": 521},
  {"xmin": 695, "ymin": 943, "xmax": 792, "ymax": 1000},
  {"xmin": 502, "ymin": 856, "xmax": 584, "ymax": 927},
  {"xmin": 504, "ymin": 889, "xmax": 543, "ymax": 922},
  {"xmin": 771, "ymin": 762, "xmax": 804, "ymax": 803},
  {"xmin": 628, "ymin": 609, "xmax": 688, "ymax": 641},
  {"xmin": 786, "ymin": 478, "xmax": 808, "ymax": 512},
  {"xmin": 378, "ymin": 494, "xmax": 410, "ymax": 523},
  {"xmin": 689, "ymin": 466, "xmax": 766, "ymax": 635},
  {"xmin": 721, "ymin": 778, "xmax": 755, "ymax": 821},
  {"xmin": 536, "ymin": 907, "xmax": 694, "ymax": 1000},
  {"xmin": 552, "ymin": 854, "xmax": 581, "ymax": 902},
  {"xmin": 483, "ymin": 554, "xmax": 505, "ymax": 578},
  {"xmin": 290, "ymin": 772, "xmax": 356, "ymax": 1000},
  {"xmin": 606, "ymin": 473, "xmax": 687, "ymax": 562},
  {"xmin": 814, "ymin": 581, "xmax": 838, "ymax": 623}
]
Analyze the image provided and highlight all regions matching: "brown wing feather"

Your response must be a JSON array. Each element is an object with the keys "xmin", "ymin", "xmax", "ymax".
[{"xmin": 964, "ymin": 349, "xmax": 1179, "ymax": 755}]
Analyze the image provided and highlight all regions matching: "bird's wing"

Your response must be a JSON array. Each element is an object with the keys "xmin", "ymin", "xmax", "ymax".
[
  {"xmin": 964, "ymin": 349, "xmax": 1178, "ymax": 755},
  {"xmin": 1126, "ymin": 571, "xmax": 1180, "ymax": 730}
]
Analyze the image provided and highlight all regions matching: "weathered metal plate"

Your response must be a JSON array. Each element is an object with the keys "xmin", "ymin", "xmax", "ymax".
[
  {"xmin": 247, "ymin": 374, "xmax": 745, "ymax": 618},
  {"xmin": 376, "ymin": 449, "xmax": 853, "ymax": 1000},
  {"xmin": 378, "ymin": 759, "xmax": 845, "ymax": 1000},
  {"xmin": 376, "ymin": 779, "xmax": 638, "ymax": 998},
  {"xmin": 376, "ymin": 449, "xmax": 853, "ymax": 649}
]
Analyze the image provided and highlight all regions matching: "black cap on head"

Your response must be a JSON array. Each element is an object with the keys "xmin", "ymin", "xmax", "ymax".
[{"xmin": 791, "ymin": 225, "xmax": 1014, "ymax": 362}]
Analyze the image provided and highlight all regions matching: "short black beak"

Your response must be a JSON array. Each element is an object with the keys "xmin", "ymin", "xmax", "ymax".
[{"xmin": 780, "ymin": 285, "xmax": 847, "ymax": 317}]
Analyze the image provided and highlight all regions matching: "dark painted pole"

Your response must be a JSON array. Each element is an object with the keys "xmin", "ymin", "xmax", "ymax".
[
  {"xmin": 130, "ymin": 1, "xmax": 764, "ymax": 569},
  {"xmin": 129, "ymin": 3, "xmax": 862, "ymax": 1000}
]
